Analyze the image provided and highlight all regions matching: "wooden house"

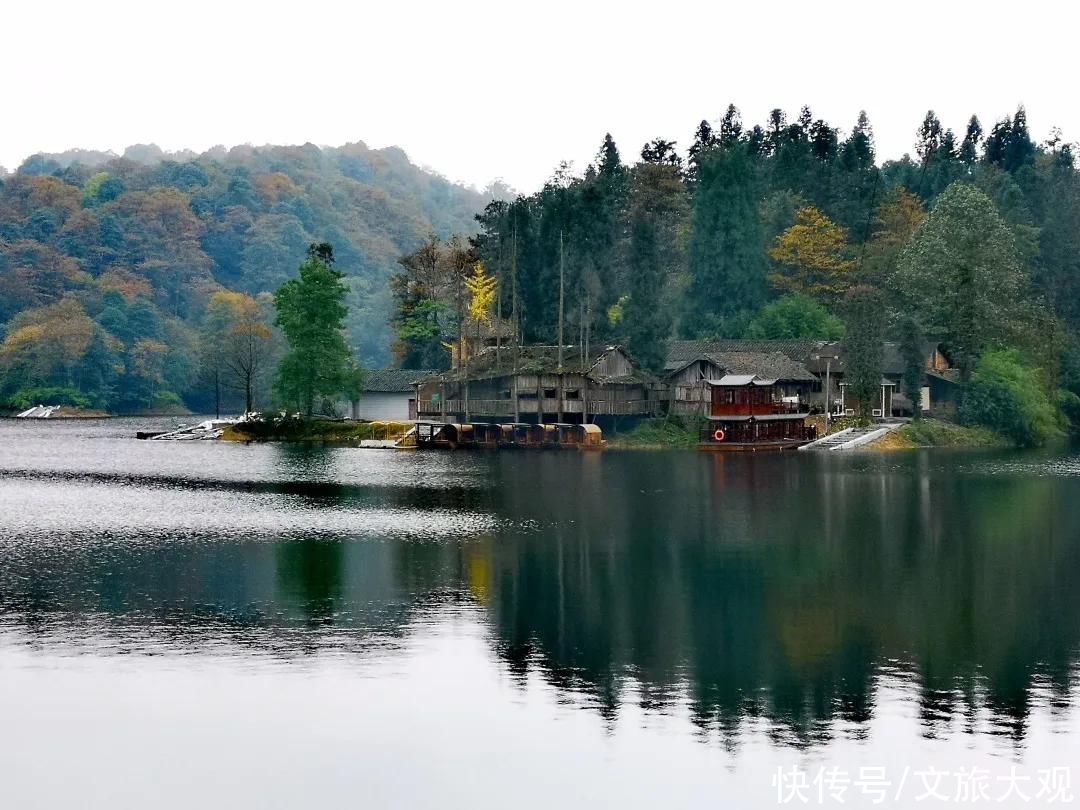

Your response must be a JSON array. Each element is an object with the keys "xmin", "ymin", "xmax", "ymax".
[
  {"xmin": 666, "ymin": 338, "xmax": 957, "ymax": 420},
  {"xmin": 662, "ymin": 342, "xmax": 819, "ymax": 416},
  {"xmin": 807, "ymin": 341, "xmax": 955, "ymax": 418},
  {"xmin": 701, "ymin": 375, "xmax": 813, "ymax": 450},
  {"xmin": 415, "ymin": 345, "xmax": 658, "ymax": 425}
]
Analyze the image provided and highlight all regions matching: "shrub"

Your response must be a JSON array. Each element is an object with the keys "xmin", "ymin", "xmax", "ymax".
[
  {"xmin": 1058, "ymin": 390, "xmax": 1080, "ymax": 438},
  {"xmin": 3, "ymin": 387, "xmax": 92, "ymax": 411},
  {"xmin": 958, "ymin": 350, "xmax": 1061, "ymax": 447},
  {"xmin": 743, "ymin": 294, "xmax": 844, "ymax": 340}
]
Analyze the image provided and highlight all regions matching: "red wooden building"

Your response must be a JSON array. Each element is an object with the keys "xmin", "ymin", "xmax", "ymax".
[{"xmin": 701, "ymin": 375, "xmax": 813, "ymax": 451}]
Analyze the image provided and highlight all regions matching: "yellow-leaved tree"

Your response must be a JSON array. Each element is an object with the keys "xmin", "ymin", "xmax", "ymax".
[
  {"xmin": 768, "ymin": 206, "xmax": 855, "ymax": 302},
  {"xmin": 463, "ymin": 261, "xmax": 497, "ymax": 363}
]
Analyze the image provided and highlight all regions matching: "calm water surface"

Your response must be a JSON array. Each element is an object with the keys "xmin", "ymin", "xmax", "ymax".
[{"xmin": 2, "ymin": 419, "xmax": 1080, "ymax": 808}]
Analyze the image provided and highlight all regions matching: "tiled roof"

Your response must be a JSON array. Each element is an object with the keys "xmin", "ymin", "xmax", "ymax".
[
  {"xmin": 666, "ymin": 347, "xmax": 818, "ymax": 382},
  {"xmin": 363, "ymin": 369, "xmax": 438, "ymax": 392},
  {"xmin": 665, "ymin": 339, "xmax": 826, "ymax": 370},
  {"xmin": 430, "ymin": 345, "xmax": 655, "ymax": 385},
  {"xmin": 707, "ymin": 351, "xmax": 818, "ymax": 382}
]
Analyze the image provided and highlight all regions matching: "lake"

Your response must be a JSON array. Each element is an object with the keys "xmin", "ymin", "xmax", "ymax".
[{"xmin": 1, "ymin": 418, "xmax": 1079, "ymax": 809}]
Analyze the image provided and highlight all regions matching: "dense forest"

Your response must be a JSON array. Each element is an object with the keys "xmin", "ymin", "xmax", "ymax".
[
  {"xmin": 5, "ymin": 106, "xmax": 1080, "ymax": 436},
  {"xmin": 0, "ymin": 141, "xmax": 485, "ymax": 412},
  {"xmin": 393, "ymin": 105, "xmax": 1080, "ymax": 441}
]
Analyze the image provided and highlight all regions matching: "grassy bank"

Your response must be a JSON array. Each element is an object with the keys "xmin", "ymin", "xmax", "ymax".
[
  {"xmin": 607, "ymin": 417, "xmax": 703, "ymax": 449},
  {"xmin": 223, "ymin": 417, "xmax": 412, "ymax": 444},
  {"xmin": 873, "ymin": 419, "xmax": 1007, "ymax": 450}
]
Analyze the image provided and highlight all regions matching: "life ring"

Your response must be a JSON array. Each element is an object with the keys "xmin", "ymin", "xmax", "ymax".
[{"xmin": 713, "ymin": 429, "xmax": 726, "ymax": 442}]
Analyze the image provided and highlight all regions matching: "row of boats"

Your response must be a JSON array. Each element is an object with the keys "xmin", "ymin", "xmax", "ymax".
[{"xmin": 412, "ymin": 421, "xmax": 604, "ymax": 450}]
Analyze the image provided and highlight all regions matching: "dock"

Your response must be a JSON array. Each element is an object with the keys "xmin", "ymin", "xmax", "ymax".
[{"xmin": 798, "ymin": 423, "xmax": 902, "ymax": 451}]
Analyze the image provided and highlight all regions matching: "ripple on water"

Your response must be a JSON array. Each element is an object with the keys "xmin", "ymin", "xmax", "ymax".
[{"xmin": 0, "ymin": 477, "xmax": 499, "ymax": 545}]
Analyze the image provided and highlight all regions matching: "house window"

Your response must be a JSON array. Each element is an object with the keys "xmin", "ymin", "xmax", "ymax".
[
  {"xmin": 565, "ymin": 389, "xmax": 581, "ymax": 400},
  {"xmin": 543, "ymin": 388, "xmax": 557, "ymax": 398},
  {"xmin": 501, "ymin": 390, "xmax": 512, "ymax": 399}
]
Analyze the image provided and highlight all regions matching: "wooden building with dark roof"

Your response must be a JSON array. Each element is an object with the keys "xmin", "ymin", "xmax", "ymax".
[
  {"xmin": 663, "ymin": 344, "xmax": 819, "ymax": 416},
  {"xmin": 415, "ymin": 345, "xmax": 658, "ymax": 425}
]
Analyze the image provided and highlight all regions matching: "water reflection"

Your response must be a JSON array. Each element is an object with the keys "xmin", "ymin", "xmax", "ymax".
[
  {"xmin": 477, "ymin": 451, "xmax": 1080, "ymax": 748},
  {"xmin": 1, "ymin": 422, "xmax": 1079, "ymax": 755}
]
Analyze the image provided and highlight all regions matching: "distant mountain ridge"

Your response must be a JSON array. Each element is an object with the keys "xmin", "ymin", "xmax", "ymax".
[
  {"xmin": 1, "ymin": 140, "xmax": 489, "ymax": 365},
  {"xmin": 0, "ymin": 139, "xmax": 490, "ymax": 412}
]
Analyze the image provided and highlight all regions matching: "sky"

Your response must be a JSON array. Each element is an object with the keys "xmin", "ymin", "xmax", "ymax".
[{"xmin": 1, "ymin": 0, "xmax": 1076, "ymax": 193}]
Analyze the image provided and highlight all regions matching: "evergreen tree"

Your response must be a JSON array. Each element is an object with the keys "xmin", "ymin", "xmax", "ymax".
[
  {"xmin": 899, "ymin": 316, "xmax": 926, "ymax": 419},
  {"xmin": 683, "ymin": 146, "xmax": 765, "ymax": 334},
  {"xmin": 273, "ymin": 243, "xmax": 352, "ymax": 417},
  {"xmin": 843, "ymin": 285, "xmax": 886, "ymax": 423},
  {"xmin": 687, "ymin": 120, "xmax": 717, "ymax": 183},
  {"xmin": 1004, "ymin": 106, "xmax": 1036, "ymax": 172},
  {"xmin": 621, "ymin": 158, "xmax": 687, "ymax": 368},
  {"xmin": 831, "ymin": 111, "xmax": 880, "ymax": 240},
  {"xmin": 959, "ymin": 116, "xmax": 983, "ymax": 165},
  {"xmin": 598, "ymin": 133, "xmax": 622, "ymax": 177},
  {"xmin": 719, "ymin": 104, "xmax": 743, "ymax": 147}
]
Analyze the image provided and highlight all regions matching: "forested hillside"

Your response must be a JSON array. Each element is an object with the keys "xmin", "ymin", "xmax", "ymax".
[
  {"xmin": 0, "ymin": 141, "xmax": 485, "ymax": 411},
  {"xmin": 394, "ymin": 105, "xmax": 1080, "ymax": 441}
]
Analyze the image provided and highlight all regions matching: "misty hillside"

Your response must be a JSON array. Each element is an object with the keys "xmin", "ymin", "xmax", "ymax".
[{"xmin": 0, "ymin": 141, "xmax": 488, "ymax": 370}]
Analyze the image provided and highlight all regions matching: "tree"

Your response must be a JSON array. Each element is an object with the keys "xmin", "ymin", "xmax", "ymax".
[
  {"xmin": 768, "ymin": 206, "xmax": 855, "ymax": 302},
  {"xmin": 621, "ymin": 156, "xmax": 687, "ymax": 369},
  {"xmin": 893, "ymin": 182, "xmax": 1030, "ymax": 381},
  {"xmin": 273, "ymin": 243, "xmax": 353, "ymax": 417},
  {"xmin": 744, "ymin": 295, "xmax": 844, "ymax": 340},
  {"xmin": 959, "ymin": 349, "xmax": 1060, "ymax": 446},
  {"xmin": 843, "ymin": 285, "xmax": 885, "ymax": 423},
  {"xmin": 391, "ymin": 235, "xmax": 454, "ymax": 369},
  {"xmin": 202, "ymin": 291, "xmax": 272, "ymax": 414},
  {"xmin": 959, "ymin": 116, "xmax": 983, "ymax": 165},
  {"xmin": 465, "ymin": 261, "xmax": 497, "ymax": 330},
  {"xmin": 899, "ymin": 316, "xmax": 926, "ymax": 419},
  {"xmin": 683, "ymin": 146, "xmax": 765, "ymax": 333},
  {"xmin": 861, "ymin": 187, "xmax": 925, "ymax": 285}
]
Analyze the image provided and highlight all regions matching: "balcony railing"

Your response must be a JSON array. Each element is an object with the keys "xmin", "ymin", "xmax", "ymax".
[{"xmin": 416, "ymin": 398, "xmax": 654, "ymax": 417}]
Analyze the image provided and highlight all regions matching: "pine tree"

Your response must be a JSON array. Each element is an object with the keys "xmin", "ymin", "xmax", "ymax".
[
  {"xmin": 621, "ymin": 158, "xmax": 687, "ymax": 369},
  {"xmin": 683, "ymin": 146, "xmax": 765, "ymax": 333},
  {"xmin": 598, "ymin": 133, "xmax": 622, "ymax": 177},
  {"xmin": 719, "ymin": 104, "xmax": 743, "ymax": 147},
  {"xmin": 959, "ymin": 116, "xmax": 983, "ymax": 165}
]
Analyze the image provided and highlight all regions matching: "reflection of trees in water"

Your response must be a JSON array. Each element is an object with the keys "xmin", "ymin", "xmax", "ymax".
[
  {"xmin": 476, "ymin": 451, "xmax": 1080, "ymax": 747},
  {"xmin": 2, "ymin": 450, "xmax": 1079, "ymax": 748},
  {"xmin": 276, "ymin": 539, "xmax": 344, "ymax": 624}
]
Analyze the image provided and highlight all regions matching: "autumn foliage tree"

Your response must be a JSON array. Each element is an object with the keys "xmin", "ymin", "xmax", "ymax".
[
  {"xmin": 767, "ymin": 206, "xmax": 855, "ymax": 302},
  {"xmin": 200, "ymin": 291, "xmax": 273, "ymax": 415}
]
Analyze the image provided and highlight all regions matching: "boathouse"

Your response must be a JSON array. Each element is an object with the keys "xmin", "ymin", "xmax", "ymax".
[
  {"xmin": 414, "ymin": 344, "xmax": 658, "ymax": 425},
  {"xmin": 701, "ymin": 374, "xmax": 812, "ymax": 450}
]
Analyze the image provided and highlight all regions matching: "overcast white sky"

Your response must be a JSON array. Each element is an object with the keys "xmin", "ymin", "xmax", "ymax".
[{"xmin": 1, "ymin": 0, "xmax": 1075, "ymax": 192}]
